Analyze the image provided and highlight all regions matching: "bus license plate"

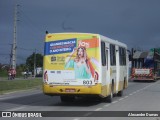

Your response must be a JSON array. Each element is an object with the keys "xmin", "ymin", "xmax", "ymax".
[{"xmin": 65, "ymin": 88, "xmax": 76, "ymax": 92}]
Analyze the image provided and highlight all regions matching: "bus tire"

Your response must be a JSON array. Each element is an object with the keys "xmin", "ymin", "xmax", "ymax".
[
  {"xmin": 117, "ymin": 90, "xmax": 123, "ymax": 97},
  {"xmin": 117, "ymin": 80, "xmax": 125, "ymax": 97},
  {"xmin": 107, "ymin": 89, "xmax": 113, "ymax": 102},
  {"xmin": 60, "ymin": 96, "xmax": 75, "ymax": 102},
  {"xmin": 106, "ymin": 83, "xmax": 114, "ymax": 103},
  {"xmin": 101, "ymin": 83, "xmax": 113, "ymax": 103}
]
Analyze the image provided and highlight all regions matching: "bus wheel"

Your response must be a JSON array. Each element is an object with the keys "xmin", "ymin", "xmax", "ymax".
[
  {"xmin": 117, "ymin": 81, "xmax": 125, "ymax": 97},
  {"xmin": 60, "ymin": 96, "xmax": 75, "ymax": 102},
  {"xmin": 117, "ymin": 90, "xmax": 123, "ymax": 97},
  {"xmin": 107, "ymin": 84, "xmax": 113, "ymax": 103},
  {"xmin": 102, "ymin": 84, "xmax": 113, "ymax": 103}
]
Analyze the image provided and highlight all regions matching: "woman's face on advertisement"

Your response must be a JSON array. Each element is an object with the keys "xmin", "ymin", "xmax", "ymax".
[{"xmin": 78, "ymin": 48, "xmax": 84, "ymax": 57}]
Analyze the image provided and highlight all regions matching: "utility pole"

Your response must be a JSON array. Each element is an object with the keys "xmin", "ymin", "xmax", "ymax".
[
  {"xmin": 9, "ymin": 44, "xmax": 13, "ymax": 68},
  {"xmin": 12, "ymin": 4, "xmax": 19, "ymax": 69},
  {"xmin": 34, "ymin": 49, "xmax": 36, "ymax": 78}
]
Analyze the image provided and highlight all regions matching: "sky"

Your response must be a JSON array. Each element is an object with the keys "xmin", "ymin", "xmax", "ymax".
[{"xmin": 0, "ymin": 0, "xmax": 160, "ymax": 64}]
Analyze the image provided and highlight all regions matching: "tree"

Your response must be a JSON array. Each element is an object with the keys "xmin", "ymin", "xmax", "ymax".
[
  {"xmin": 26, "ymin": 53, "xmax": 43, "ymax": 72},
  {"xmin": 16, "ymin": 64, "xmax": 28, "ymax": 77}
]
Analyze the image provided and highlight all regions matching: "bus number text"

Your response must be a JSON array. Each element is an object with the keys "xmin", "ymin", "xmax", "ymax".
[{"xmin": 83, "ymin": 80, "xmax": 92, "ymax": 85}]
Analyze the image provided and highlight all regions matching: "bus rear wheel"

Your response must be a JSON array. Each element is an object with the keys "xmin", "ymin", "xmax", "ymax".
[
  {"xmin": 117, "ymin": 90, "xmax": 123, "ymax": 97},
  {"xmin": 107, "ymin": 84, "xmax": 113, "ymax": 103},
  {"xmin": 102, "ymin": 83, "xmax": 113, "ymax": 103},
  {"xmin": 117, "ymin": 81, "xmax": 125, "ymax": 97}
]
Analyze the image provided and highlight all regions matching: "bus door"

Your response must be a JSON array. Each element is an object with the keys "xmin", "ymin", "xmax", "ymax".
[
  {"xmin": 115, "ymin": 45, "xmax": 119, "ymax": 93},
  {"xmin": 109, "ymin": 44, "xmax": 117, "ymax": 93},
  {"xmin": 101, "ymin": 41, "xmax": 109, "ymax": 86},
  {"xmin": 105, "ymin": 43, "xmax": 110, "ymax": 84}
]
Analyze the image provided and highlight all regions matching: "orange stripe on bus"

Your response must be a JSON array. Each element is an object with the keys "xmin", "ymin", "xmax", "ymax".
[{"xmin": 78, "ymin": 38, "xmax": 99, "ymax": 48}]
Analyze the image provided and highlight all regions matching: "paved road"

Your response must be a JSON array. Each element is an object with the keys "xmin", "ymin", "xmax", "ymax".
[{"xmin": 0, "ymin": 80, "xmax": 160, "ymax": 120}]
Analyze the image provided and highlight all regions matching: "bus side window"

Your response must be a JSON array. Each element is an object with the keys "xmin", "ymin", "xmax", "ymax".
[
  {"xmin": 101, "ymin": 41, "xmax": 106, "ymax": 66},
  {"xmin": 106, "ymin": 50, "xmax": 108, "ymax": 70},
  {"xmin": 110, "ymin": 44, "xmax": 116, "ymax": 66},
  {"xmin": 119, "ymin": 47, "xmax": 127, "ymax": 66}
]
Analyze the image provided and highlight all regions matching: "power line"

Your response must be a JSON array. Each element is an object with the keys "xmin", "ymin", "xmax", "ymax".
[
  {"xmin": 19, "ymin": 9, "xmax": 44, "ymax": 34},
  {"xmin": 17, "ymin": 47, "xmax": 43, "ymax": 54},
  {"xmin": 17, "ymin": 47, "xmax": 34, "ymax": 51},
  {"xmin": 17, "ymin": 10, "xmax": 45, "ymax": 54}
]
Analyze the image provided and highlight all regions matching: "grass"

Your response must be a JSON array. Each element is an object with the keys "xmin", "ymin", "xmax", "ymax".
[
  {"xmin": 0, "ymin": 70, "xmax": 8, "ymax": 77},
  {"xmin": 0, "ymin": 78, "xmax": 43, "ymax": 94}
]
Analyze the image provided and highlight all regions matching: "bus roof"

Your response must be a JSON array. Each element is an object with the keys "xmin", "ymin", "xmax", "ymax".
[
  {"xmin": 100, "ymin": 35, "xmax": 127, "ymax": 48},
  {"xmin": 45, "ymin": 32, "xmax": 127, "ymax": 48}
]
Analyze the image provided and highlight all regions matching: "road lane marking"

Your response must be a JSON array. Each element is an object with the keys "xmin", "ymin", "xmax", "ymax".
[
  {"xmin": 136, "ymin": 90, "xmax": 140, "ymax": 92},
  {"xmin": 95, "ymin": 81, "xmax": 158, "ymax": 111},
  {"xmin": 112, "ymin": 101, "xmax": 118, "ymax": 104},
  {"xmin": 78, "ymin": 82, "xmax": 158, "ymax": 114},
  {"xmin": 118, "ymin": 96, "xmax": 129, "ymax": 101},
  {"xmin": 94, "ymin": 108, "xmax": 102, "ymax": 111},
  {"xmin": 119, "ymin": 98, "xmax": 125, "ymax": 101},
  {"xmin": 104, "ymin": 104, "xmax": 110, "ymax": 107},
  {"xmin": 128, "ymin": 82, "xmax": 157, "ymax": 97},
  {"xmin": 124, "ymin": 96, "xmax": 128, "ymax": 98},
  {"xmin": 132, "ymin": 91, "xmax": 137, "ymax": 94}
]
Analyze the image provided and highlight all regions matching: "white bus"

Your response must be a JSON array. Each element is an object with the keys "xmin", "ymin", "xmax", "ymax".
[{"xmin": 43, "ymin": 33, "xmax": 128, "ymax": 102}]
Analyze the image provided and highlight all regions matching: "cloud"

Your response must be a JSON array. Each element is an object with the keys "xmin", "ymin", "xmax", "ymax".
[{"xmin": 1, "ymin": 0, "xmax": 160, "ymax": 64}]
